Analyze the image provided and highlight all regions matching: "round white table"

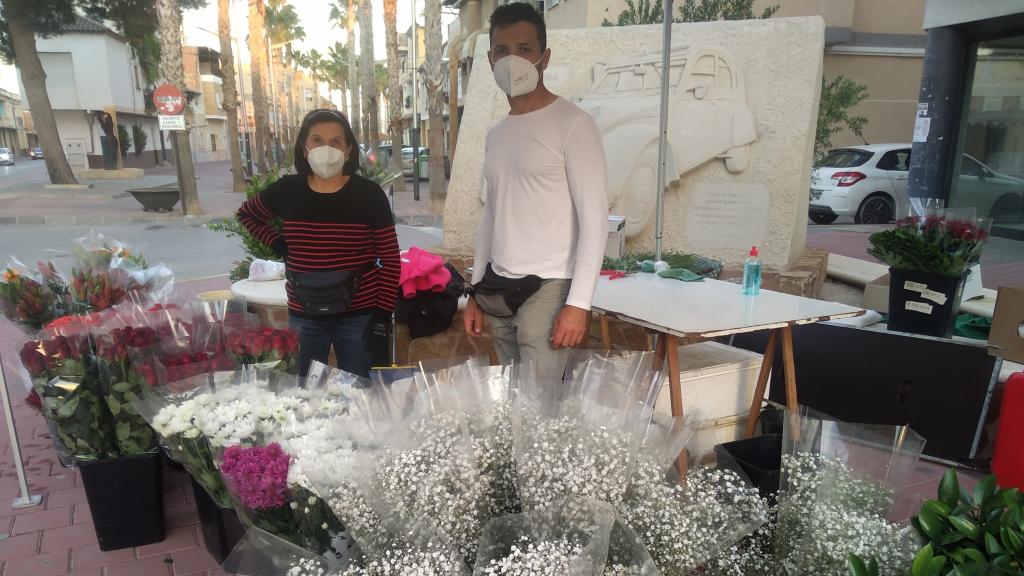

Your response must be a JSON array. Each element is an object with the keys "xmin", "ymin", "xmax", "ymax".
[
  {"xmin": 230, "ymin": 279, "xmax": 289, "ymax": 328},
  {"xmin": 230, "ymin": 279, "xmax": 288, "ymax": 307}
]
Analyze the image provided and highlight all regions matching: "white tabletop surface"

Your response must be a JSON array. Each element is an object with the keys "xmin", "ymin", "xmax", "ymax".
[
  {"xmin": 231, "ymin": 279, "xmax": 288, "ymax": 307},
  {"xmin": 592, "ymin": 273, "xmax": 864, "ymax": 338}
]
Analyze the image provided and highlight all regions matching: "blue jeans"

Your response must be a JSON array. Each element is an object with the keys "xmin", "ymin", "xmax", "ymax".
[{"xmin": 289, "ymin": 313, "xmax": 374, "ymax": 378}]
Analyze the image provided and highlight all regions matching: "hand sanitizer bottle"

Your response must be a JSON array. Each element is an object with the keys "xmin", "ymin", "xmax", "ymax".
[{"xmin": 742, "ymin": 246, "xmax": 761, "ymax": 295}]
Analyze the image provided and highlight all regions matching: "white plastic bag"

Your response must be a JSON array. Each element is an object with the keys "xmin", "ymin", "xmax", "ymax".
[{"xmin": 249, "ymin": 259, "xmax": 286, "ymax": 282}]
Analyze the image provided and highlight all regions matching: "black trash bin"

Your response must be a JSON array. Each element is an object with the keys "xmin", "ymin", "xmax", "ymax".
[
  {"xmin": 191, "ymin": 477, "xmax": 246, "ymax": 563},
  {"xmin": 714, "ymin": 434, "xmax": 782, "ymax": 500},
  {"xmin": 78, "ymin": 452, "xmax": 166, "ymax": 551}
]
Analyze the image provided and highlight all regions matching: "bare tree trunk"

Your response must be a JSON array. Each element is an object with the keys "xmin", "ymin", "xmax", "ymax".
[
  {"xmin": 424, "ymin": 0, "xmax": 446, "ymax": 198},
  {"xmin": 384, "ymin": 0, "xmax": 404, "ymax": 191},
  {"xmin": 248, "ymin": 0, "xmax": 272, "ymax": 174},
  {"xmin": 346, "ymin": 0, "xmax": 361, "ymax": 141},
  {"xmin": 3, "ymin": 0, "xmax": 78, "ymax": 185},
  {"xmin": 358, "ymin": 0, "xmax": 378, "ymax": 151},
  {"xmin": 156, "ymin": 0, "xmax": 201, "ymax": 214},
  {"xmin": 219, "ymin": 0, "xmax": 246, "ymax": 192}
]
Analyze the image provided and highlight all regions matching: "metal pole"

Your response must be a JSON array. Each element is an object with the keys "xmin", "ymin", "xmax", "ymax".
[
  {"xmin": 0, "ymin": 353, "xmax": 42, "ymax": 510},
  {"xmin": 411, "ymin": 2, "xmax": 420, "ymax": 202},
  {"xmin": 654, "ymin": 0, "xmax": 673, "ymax": 261},
  {"xmin": 236, "ymin": 37, "xmax": 253, "ymax": 177}
]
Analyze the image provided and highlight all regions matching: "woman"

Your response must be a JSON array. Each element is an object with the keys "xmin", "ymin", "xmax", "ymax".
[{"xmin": 237, "ymin": 109, "xmax": 400, "ymax": 377}]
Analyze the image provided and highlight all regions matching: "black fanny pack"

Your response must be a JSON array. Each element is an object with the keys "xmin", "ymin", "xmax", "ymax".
[
  {"xmin": 287, "ymin": 265, "xmax": 373, "ymax": 315},
  {"xmin": 472, "ymin": 264, "xmax": 543, "ymax": 318}
]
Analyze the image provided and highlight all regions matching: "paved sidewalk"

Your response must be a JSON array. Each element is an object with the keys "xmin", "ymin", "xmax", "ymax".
[{"xmin": 0, "ymin": 163, "xmax": 447, "ymax": 227}]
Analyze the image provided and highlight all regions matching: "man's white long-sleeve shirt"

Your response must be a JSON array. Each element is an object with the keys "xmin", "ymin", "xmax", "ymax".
[{"xmin": 472, "ymin": 97, "xmax": 608, "ymax": 311}]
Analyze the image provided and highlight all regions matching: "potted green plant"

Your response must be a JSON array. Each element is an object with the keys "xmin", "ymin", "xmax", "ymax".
[{"xmin": 868, "ymin": 215, "xmax": 989, "ymax": 338}]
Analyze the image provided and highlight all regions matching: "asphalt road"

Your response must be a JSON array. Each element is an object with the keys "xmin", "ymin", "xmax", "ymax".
[
  {"xmin": 0, "ymin": 221, "xmax": 443, "ymax": 282},
  {"xmin": 0, "ymin": 157, "xmax": 52, "ymax": 192}
]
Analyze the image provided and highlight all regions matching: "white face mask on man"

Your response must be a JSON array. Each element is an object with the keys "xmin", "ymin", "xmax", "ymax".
[
  {"xmin": 492, "ymin": 54, "xmax": 543, "ymax": 98},
  {"xmin": 306, "ymin": 145, "xmax": 346, "ymax": 179}
]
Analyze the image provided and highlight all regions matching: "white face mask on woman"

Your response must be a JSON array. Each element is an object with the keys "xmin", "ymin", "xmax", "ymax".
[
  {"xmin": 306, "ymin": 145, "xmax": 346, "ymax": 179},
  {"xmin": 492, "ymin": 54, "xmax": 543, "ymax": 98}
]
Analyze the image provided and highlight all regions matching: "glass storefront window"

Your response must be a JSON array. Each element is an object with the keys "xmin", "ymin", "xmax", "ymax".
[{"xmin": 951, "ymin": 36, "xmax": 1024, "ymax": 236}]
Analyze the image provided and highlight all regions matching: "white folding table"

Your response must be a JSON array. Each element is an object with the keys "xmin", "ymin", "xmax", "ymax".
[{"xmin": 591, "ymin": 274, "xmax": 865, "ymax": 454}]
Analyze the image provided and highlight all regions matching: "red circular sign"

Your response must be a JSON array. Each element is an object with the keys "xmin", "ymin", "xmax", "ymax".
[{"xmin": 153, "ymin": 84, "xmax": 185, "ymax": 115}]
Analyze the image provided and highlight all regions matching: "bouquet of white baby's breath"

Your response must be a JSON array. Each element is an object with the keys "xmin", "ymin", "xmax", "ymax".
[
  {"xmin": 706, "ymin": 409, "xmax": 926, "ymax": 576},
  {"xmin": 511, "ymin": 352, "xmax": 661, "ymax": 510}
]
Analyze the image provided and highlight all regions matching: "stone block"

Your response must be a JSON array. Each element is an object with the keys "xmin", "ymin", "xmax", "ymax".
[{"xmin": 444, "ymin": 17, "xmax": 825, "ymax": 269}]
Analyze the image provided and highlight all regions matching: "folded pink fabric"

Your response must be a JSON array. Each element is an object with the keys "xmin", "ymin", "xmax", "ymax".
[{"xmin": 399, "ymin": 246, "xmax": 452, "ymax": 298}]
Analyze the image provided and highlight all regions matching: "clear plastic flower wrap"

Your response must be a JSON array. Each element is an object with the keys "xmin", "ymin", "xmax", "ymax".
[
  {"xmin": 603, "ymin": 516, "xmax": 660, "ymax": 576},
  {"xmin": 19, "ymin": 334, "xmax": 119, "ymax": 464},
  {"xmin": 511, "ymin": 351, "xmax": 660, "ymax": 510},
  {"xmin": 91, "ymin": 306, "xmax": 181, "ymax": 455},
  {"xmin": 222, "ymin": 527, "xmax": 339, "ymax": 576},
  {"xmin": 0, "ymin": 257, "xmax": 65, "ymax": 331},
  {"xmin": 268, "ymin": 363, "xmax": 368, "ymax": 558},
  {"xmin": 368, "ymin": 389, "xmax": 489, "ymax": 565},
  {"xmin": 68, "ymin": 232, "xmax": 174, "ymax": 312},
  {"xmin": 619, "ymin": 411, "xmax": 767, "ymax": 576},
  {"xmin": 131, "ymin": 373, "xmax": 234, "ymax": 508},
  {"xmin": 774, "ymin": 408, "xmax": 925, "ymax": 576},
  {"xmin": 418, "ymin": 357, "xmax": 520, "ymax": 517},
  {"xmin": 472, "ymin": 496, "xmax": 617, "ymax": 576},
  {"xmin": 218, "ymin": 442, "xmax": 303, "ymax": 547}
]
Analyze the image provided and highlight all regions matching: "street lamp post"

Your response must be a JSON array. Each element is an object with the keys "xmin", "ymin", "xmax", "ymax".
[
  {"xmin": 268, "ymin": 42, "xmax": 289, "ymax": 169},
  {"xmin": 411, "ymin": 0, "xmax": 420, "ymax": 202}
]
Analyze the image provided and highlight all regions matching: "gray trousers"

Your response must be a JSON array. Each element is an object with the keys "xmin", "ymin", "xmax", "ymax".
[{"xmin": 489, "ymin": 279, "xmax": 572, "ymax": 384}]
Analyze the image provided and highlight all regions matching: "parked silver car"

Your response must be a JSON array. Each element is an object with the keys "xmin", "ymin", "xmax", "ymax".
[{"xmin": 0, "ymin": 147, "xmax": 14, "ymax": 166}]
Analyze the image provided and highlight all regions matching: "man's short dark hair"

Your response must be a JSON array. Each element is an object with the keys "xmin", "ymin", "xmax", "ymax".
[{"xmin": 489, "ymin": 2, "xmax": 547, "ymax": 52}]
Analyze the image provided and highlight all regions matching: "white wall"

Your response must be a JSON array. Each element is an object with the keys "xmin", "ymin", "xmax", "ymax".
[{"xmin": 24, "ymin": 33, "xmax": 146, "ymax": 116}]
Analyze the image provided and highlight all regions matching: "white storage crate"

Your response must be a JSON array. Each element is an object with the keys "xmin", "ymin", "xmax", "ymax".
[{"xmin": 654, "ymin": 341, "xmax": 766, "ymax": 459}]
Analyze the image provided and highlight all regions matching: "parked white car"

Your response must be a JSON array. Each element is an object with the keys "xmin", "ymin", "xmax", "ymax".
[
  {"xmin": 809, "ymin": 144, "xmax": 1024, "ymax": 224},
  {"xmin": 0, "ymin": 147, "xmax": 14, "ymax": 166}
]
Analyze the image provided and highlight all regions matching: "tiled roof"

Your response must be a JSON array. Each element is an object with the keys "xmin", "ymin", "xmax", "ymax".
[{"xmin": 62, "ymin": 15, "xmax": 119, "ymax": 36}]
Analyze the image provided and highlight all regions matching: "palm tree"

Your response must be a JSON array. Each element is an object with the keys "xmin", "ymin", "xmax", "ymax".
[
  {"xmin": 219, "ymin": 0, "xmax": 246, "ymax": 191},
  {"xmin": 383, "ymin": 0, "xmax": 404, "ymax": 188},
  {"xmin": 265, "ymin": 0, "xmax": 305, "ymax": 146},
  {"xmin": 357, "ymin": 0, "xmax": 379, "ymax": 150},
  {"xmin": 155, "ymin": 0, "xmax": 200, "ymax": 213},
  {"xmin": 327, "ymin": 43, "xmax": 351, "ymax": 115},
  {"xmin": 247, "ymin": 0, "xmax": 272, "ymax": 173},
  {"xmin": 329, "ymin": 0, "xmax": 361, "ymax": 140},
  {"xmin": 303, "ymin": 49, "xmax": 326, "ymax": 108},
  {"xmin": 423, "ymin": 0, "xmax": 445, "ymax": 197}
]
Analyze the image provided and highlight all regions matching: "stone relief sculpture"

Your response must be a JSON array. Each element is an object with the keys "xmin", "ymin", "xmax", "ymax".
[{"xmin": 575, "ymin": 46, "xmax": 757, "ymax": 237}]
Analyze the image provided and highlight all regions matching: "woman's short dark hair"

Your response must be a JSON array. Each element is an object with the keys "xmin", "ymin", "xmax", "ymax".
[
  {"xmin": 489, "ymin": 2, "xmax": 547, "ymax": 52},
  {"xmin": 293, "ymin": 109, "xmax": 361, "ymax": 177}
]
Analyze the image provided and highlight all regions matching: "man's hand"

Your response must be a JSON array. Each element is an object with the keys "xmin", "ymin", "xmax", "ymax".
[
  {"xmin": 551, "ymin": 305, "xmax": 588, "ymax": 349},
  {"xmin": 464, "ymin": 297, "xmax": 485, "ymax": 336}
]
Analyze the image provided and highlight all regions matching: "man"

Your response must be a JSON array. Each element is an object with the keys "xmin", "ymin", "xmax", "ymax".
[{"xmin": 464, "ymin": 2, "xmax": 608, "ymax": 382}]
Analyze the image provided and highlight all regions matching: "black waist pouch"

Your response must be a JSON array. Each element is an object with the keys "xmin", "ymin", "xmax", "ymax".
[
  {"xmin": 472, "ymin": 264, "xmax": 543, "ymax": 318},
  {"xmin": 287, "ymin": 266, "xmax": 371, "ymax": 315}
]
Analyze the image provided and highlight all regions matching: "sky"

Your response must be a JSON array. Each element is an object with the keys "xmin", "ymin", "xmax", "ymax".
[{"xmin": 0, "ymin": 0, "xmax": 456, "ymax": 98}]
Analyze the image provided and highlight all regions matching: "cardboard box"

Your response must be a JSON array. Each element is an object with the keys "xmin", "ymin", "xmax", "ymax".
[
  {"xmin": 864, "ymin": 274, "xmax": 891, "ymax": 313},
  {"xmin": 862, "ymin": 264, "xmax": 984, "ymax": 314},
  {"xmin": 989, "ymin": 286, "xmax": 1024, "ymax": 364},
  {"xmin": 605, "ymin": 215, "xmax": 626, "ymax": 258}
]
